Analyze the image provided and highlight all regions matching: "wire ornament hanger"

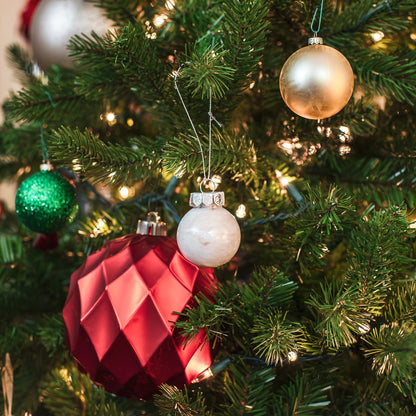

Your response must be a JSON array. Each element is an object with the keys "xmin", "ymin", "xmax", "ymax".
[{"xmin": 173, "ymin": 63, "xmax": 222, "ymax": 192}]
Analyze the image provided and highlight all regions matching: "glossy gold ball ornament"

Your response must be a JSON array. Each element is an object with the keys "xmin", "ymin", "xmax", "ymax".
[{"xmin": 279, "ymin": 37, "xmax": 354, "ymax": 120}]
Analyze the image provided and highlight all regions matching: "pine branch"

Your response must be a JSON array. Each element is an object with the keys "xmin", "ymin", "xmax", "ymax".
[
  {"xmin": 48, "ymin": 126, "xmax": 162, "ymax": 185},
  {"xmin": 87, "ymin": 0, "xmax": 142, "ymax": 25},
  {"xmin": 69, "ymin": 25, "xmax": 173, "ymax": 116},
  {"xmin": 41, "ymin": 366, "xmax": 127, "ymax": 416},
  {"xmin": 329, "ymin": 0, "xmax": 416, "ymax": 35},
  {"xmin": 344, "ymin": 204, "xmax": 414, "ymax": 316},
  {"xmin": 251, "ymin": 310, "xmax": 304, "ymax": 366},
  {"xmin": 220, "ymin": 0, "xmax": 269, "ymax": 98},
  {"xmin": 364, "ymin": 321, "xmax": 416, "ymax": 404},
  {"xmin": 154, "ymin": 384, "xmax": 212, "ymax": 416},
  {"xmin": 0, "ymin": 235, "xmax": 23, "ymax": 264},
  {"xmin": 273, "ymin": 373, "xmax": 331, "ymax": 416},
  {"xmin": 4, "ymin": 67, "xmax": 93, "ymax": 123},
  {"xmin": 307, "ymin": 282, "xmax": 368, "ymax": 349},
  {"xmin": 180, "ymin": 45, "xmax": 236, "ymax": 99},
  {"xmin": 222, "ymin": 361, "xmax": 276, "ymax": 416},
  {"xmin": 163, "ymin": 127, "xmax": 258, "ymax": 183},
  {"xmin": 285, "ymin": 185, "xmax": 356, "ymax": 274}
]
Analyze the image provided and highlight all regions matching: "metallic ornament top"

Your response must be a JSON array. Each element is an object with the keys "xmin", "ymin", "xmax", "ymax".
[
  {"xmin": 136, "ymin": 212, "xmax": 167, "ymax": 236},
  {"xmin": 189, "ymin": 192, "xmax": 225, "ymax": 208}
]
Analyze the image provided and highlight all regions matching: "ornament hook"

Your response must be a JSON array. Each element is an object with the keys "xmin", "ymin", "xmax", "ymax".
[{"xmin": 310, "ymin": 0, "xmax": 324, "ymax": 35}]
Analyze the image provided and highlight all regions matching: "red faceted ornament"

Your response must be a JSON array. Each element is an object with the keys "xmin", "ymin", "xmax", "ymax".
[
  {"xmin": 20, "ymin": 0, "xmax": 42, "ymax": 39},
  {"xmin": 62, "ymin": 233, "xmax": 216, "ymax": 399}
]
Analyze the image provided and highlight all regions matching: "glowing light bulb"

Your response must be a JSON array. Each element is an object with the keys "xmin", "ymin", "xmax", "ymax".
[
  {"xmin": 106, "ymin": 112, "xmax": 115, "ymax": 122},
  {"xmin": 235, "ymin": 204, "xmax": 247, "ymax": 219},
  {"xmin": 165, "ymin": 0, "xmax": 175, "ymax": 9},
  {"xmin": 154, "ymin": 14, "xmax": 168, "ymax": 27},
  {"xmin": 287, "ymin": 351, "xmax": 298, "ymax": 362},
  {"xmin": 371, "ymin": 31, "xmax": 384, "ymax": 42},
  {"xmin": 119, "ymin": 186, "xmax": 134, "ymax": 200}
]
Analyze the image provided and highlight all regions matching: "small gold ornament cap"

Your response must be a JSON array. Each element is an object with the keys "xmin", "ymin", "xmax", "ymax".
[
  {"xmin": 136, "ymin": 212, "xmax": 167, "ymax": 236},
  {"xmin": 189, "ymin": 192, "xmax": 225, "ymax": 208},
  {"xmin": 308, "ymin": 36, "xmax": 323, "ymax": 45}
]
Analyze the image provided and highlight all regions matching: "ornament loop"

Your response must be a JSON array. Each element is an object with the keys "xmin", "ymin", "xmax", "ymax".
[
  {"xmin": 199, "ymin": 178, "xmax": 217, "ymax": 193},
  {"xmin": 310, "ymin": 0, "xmax": 324, "ymax": 35}
]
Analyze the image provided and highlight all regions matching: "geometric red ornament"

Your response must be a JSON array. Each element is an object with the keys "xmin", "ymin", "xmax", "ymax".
[
  {"xmin": 62, "ymin": 234, "xmax": 217, "ymax": 399},
  {"xmin": 19, "ymin": 0, "xmax": 42, "ymax": 39}
]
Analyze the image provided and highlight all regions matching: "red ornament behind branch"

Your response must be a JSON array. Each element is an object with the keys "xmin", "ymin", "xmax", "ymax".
[
  {"xmin": 63, "ymin": 214, "xmax": 217, "ymax": 399},
  {"xmin": 20, "ymin": 0, "xmax": 42, "ymax": 39}
]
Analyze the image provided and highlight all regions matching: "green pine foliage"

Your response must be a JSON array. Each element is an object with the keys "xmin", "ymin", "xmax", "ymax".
[{"xmin": 1, "ymin": 0, "xmax": 416, "ymax": 415}]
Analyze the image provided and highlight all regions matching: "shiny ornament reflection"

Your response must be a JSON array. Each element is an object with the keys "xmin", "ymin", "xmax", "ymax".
[
  {"xmin": 279, "ymin": 39, "xmax": 354, "ymax": 119},
  {"xmin": 29, "ymin": 0, "xmax": 112, "ymax": 69},
  {"xmin": 177, "ymin": 205, "xmax": 241, "ymax": 268}
]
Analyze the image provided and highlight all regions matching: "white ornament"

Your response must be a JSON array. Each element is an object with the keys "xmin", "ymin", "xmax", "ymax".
[
  {"xmin": 30, "ymin": 0, "xmax": 112, "ymax": 70},
  {"xmin": 177, "ymin": 192, "xmax": 241, "ymax": 268}
]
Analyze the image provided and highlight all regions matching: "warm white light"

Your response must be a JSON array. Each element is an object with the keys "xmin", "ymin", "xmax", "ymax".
[
  {"xmin": 235, "ymin": 204, "xmax": 247, "ymax": 219},
  {"xmin": 276, "ymin": 170, "xmax": 290, "ymax": 187},
  {"xmin": 91, "ymin": 218, "xmax": 107, "ymax": 237},
  {"xmin": 72, "ymin": 158, "xmax": 82, "ymax": 172},
  {"xmin": 287, "ymin": 351, "xmax": 298, "ymax": 362},
  {"xmin": 126, "ymin": 118, "xmax": 134, "ymax": 126},
  {"xmin": 371, "ymin": 31, "xmax": 384, "ymax": 42},
  {"xmin": 280, "ymin": 177, "xmax": 289, "ymax": 187},
  {"xmin": 106, "ymin": 112, "xmax": 116, "ymax": 122},
  {"xmin": 165, "ymin": 0, "xmax": 175, "ymax": 10},
  {"xmin": 411, "ymin": 33, "xmax": 416, "ymax": 41},
  {"xmin": 339, "ymin": 145, "xmax": 351, "ymax": 156},
  {"xmin": 358, "ymin": 323, "xmax": 371, "ymax": 334},
  {"xmin": 191, "ymin": 368, "xmax": 213, "ymax": 383},
  {"xmin": 119, "ymin": 186, "xmax": 134, "ymax": 200},
  {"xmin": 154, "ymin": 14, "xmax": 168, "ymax": 27},
  {"xmin": 339, "ymin": 125, "xmax": 350, "ymax": 135}
]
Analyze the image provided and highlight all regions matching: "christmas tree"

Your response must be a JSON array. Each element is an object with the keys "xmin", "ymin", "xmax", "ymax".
[{"xmin": 1, "ymin": 0, "xmax": 416, "ymax": 414}]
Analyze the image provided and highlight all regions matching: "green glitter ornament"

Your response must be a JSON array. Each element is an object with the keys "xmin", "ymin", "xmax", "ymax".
[{"xmin": 15, "ymin": 169, "xmax": 78, "ymax": 233}]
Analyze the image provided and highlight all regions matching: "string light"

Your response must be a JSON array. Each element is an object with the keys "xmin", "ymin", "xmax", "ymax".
[
  {"xmin": 287, "ymin": 351, "xmax": 298, "ymax": 362},
  {"xmin": 154, "ymin": 14, "xmax": 168, "ymax": 27},
  {"xmin": 126, "ymin": 118, "xmax": 134, "ymax": 127},
  {"xmin": 91, "ymin": 218, "xmax": 108, "ymax": 238},
  {"xmin": 235, "ymin": 204, "xmax": 247, "ymax": 219},
  {"xmin": 371, "ymin": 31, "xmax": 384, "ymax": 42},
  {"xmin": 191, "ymin": 368, "xmax": 213, "ymax": 383},
  {"xmin": 118, "ymin": 186, "xmax": 135, "ymax": 200},
  {"xmin": 165, "ymin": 0, "xmax": 175, "ymax": 9}
]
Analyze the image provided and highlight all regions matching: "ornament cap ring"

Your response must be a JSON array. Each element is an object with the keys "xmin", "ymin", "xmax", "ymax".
[{"xmin": 199, "ymin": 177, "xmax": 217, "ymax": 193}]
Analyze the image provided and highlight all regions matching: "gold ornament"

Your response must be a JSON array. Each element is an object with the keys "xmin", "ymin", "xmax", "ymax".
[{"xmin": 279, "ymin": 37, "xmax": 354, "ymax": 120}]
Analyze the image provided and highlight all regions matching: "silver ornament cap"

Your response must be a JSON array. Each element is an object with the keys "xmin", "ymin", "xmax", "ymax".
[
  {"xmin": 308, "ymin": 36, "xmax": 323, "ymax": 45},
  {"xmin": 189, "ymin": 192, "xmax": 225, "ymax": 208},
  {"xmin": 136, "ymin": 212, "xmax": 167, "ymax": 236}
]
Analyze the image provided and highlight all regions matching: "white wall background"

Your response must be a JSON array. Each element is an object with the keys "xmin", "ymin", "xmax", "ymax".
[
  {"xmin": 0, "ymin": 1, "xmax": 25, "ymax": 208},
  {"xmin": 0, "ymin": 1, "xmax": 25, "ymax": 113}
]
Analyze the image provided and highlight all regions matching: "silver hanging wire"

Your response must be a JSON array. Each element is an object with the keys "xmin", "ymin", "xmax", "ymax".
[
  {"xmin": 310, "ymin": 0, "xmax": 324, "ymax": 35},
  {"xmin": 173, "ymin": 63, "xmax": 222, "ymax": 190}
]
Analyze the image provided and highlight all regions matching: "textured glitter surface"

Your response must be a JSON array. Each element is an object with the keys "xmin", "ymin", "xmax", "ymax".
[{"xmin": 15, "ymin": 171, "xmax": 78, "ymax": 233}]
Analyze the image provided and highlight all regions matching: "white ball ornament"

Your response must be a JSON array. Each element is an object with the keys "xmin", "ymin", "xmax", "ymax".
[
  {"xmin": 29, "ymin": 0, "xmax": 112, "ymax": 70},
  {"xmin": 177, "ymin": 192, "xmax": 241, "ymax": 268},
  {"xmin": 279, "ymin": 36, "xmax": 354, "ymax": 120}
]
